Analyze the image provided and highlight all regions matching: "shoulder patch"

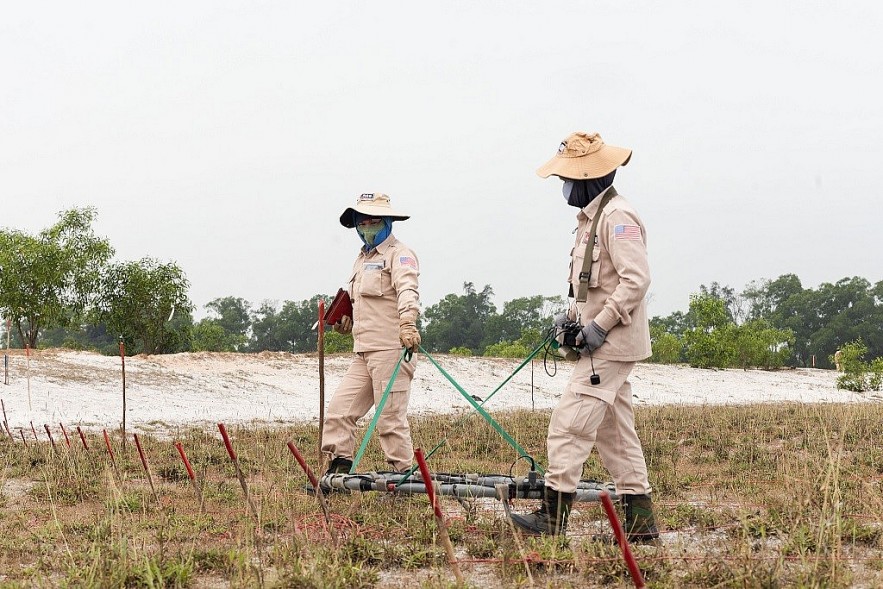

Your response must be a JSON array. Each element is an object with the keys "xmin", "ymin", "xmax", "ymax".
[
  {"xmin": 614, "ymin": 224, "xmax": 642, "ymax": 240},
  {"xmin": 399, "ymin": 256, "xmax": 418, "ymax": 270}
]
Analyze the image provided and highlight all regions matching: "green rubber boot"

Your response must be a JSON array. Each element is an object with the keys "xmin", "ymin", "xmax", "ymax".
[
  {"xmin": 509, "ymin": 486, "xmax": 575, "ymax": 536},
  {"xmin": 622, "ymin": 493, "xmax": 659, "ymax": 543}
]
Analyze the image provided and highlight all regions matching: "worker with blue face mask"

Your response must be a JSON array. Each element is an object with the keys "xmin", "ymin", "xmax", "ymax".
[{"xmin": 321, "ymin": 193, "xmax": 422, "ymax": 476}]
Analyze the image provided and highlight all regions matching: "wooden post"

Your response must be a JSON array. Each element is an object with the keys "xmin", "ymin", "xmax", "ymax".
[
  {"xmin": 26, "ymin": 344, "xmax": 31, "ymax": 411},
  {"xmin": 119, "ymin": 338, "xmax": 126, "ymax": 450},
  {"xmin": 318, "ymin": 299, "xmax": 326, "ymax": 467}
]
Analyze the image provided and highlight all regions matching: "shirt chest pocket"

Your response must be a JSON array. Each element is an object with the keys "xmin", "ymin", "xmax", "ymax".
[
  {"xmin": 570, "ymin": 244, "xmax": 602, "ymax": 289},
  {"xmin": 359, "ymin": 264, "xmax": 389, "ymax": 297}
]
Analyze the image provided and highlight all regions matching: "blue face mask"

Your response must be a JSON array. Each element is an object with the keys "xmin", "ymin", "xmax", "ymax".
[{"xmin": 354, "ymin": 214, "xmax": 393, "ymax": 249}]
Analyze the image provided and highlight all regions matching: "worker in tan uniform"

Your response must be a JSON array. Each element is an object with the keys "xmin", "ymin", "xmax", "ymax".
[
  {"xmin": 510, "ymin": 132, "xmax": 659, "ymax": 543},
  {"xmin": 321, "ymin": 193, "xmax": 422, "ymax": 475}
]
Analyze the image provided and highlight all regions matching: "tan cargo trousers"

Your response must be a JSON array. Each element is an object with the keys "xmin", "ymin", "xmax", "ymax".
[
  {"xmin": 544, "ymin": 357, "xmax": 652, "ymax": 495},
  {"xmin": 321, "ymin": 349, "xmax": 416, "ymax": 471}
]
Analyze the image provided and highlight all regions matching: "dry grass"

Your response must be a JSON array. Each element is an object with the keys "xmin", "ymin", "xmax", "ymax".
[{"xmin": 2, "ymin": 402, "xmax": 883, "ymax": 587}]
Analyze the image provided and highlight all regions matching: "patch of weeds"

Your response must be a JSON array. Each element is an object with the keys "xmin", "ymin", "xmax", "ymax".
[
  {"xmin": 156, "ymin": 464, "xmax": 188, "ymax": 482},
  {"xmin": 680, "ymin": 556, "xmax": 781, "ymax": 588},
  {"xmin": 192, "ymin": 547, "xmax": 250, "ymax": 576},
  {"xmin": 206, "ymin": 481, "xmax": 239, "ymax": 504},
  {"xmin": 277, "ymin": 554, "xmax": 379, "ymax": 589},
  {"xmin": 524, "ymin": 534, "xmax": 574, "ymax": 572},
  {"xmin": 397, "ymin": 545, "xmax": 441, "ymax": 570},
  {"xmin": 737, "ymin": 510, "xmax": 779, "ymax": 541},
  {"xmin": 791, "ymin": 557, "xmax": 853, "ymax": 588},
  {"xmin": 782, "ymin": 523, "xmax": 819, "ymax": 555},
  {"xmin": 573, "ymin": 539, "xmax": 629, "ymax": 584},
  {"xmin": 663, "ymin": 502, "xmax": 723, "ymax": 531},
  {"xmin": 465, "ymin": 534, "xmax": 497, "ymax": 558},
  {"xmin": 340, "ymin": 536, "xmax": 384, "ymax": 566},
  {"xmin": 106, "ymin": 492, "xmax": 143, "ymax": 513},
  {"xmin": 125, "ymin": 555, "xmax": 195, "ymax": 588},
  {"xmin": 841, "ymin": 518, "xmax": 882, "ymax": 547}
]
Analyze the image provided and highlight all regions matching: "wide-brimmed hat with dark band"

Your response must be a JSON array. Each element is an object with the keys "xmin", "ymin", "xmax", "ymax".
[
  {"xmin": 536, "ymin": 132, "xmax": 632, "ymax": 180},
  {"xmin": 339, "ymin": 193, "xmax": 410, "ymax": 228}
]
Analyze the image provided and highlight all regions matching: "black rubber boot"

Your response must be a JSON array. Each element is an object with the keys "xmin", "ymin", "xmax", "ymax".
[
  {"xmin": 325, "ymin": 456, "xmax": 353, "ymax": 475},
  {"xmin": 305, "ymin": 457, "xmax": 353, "ymax": 494},
  {"xmin": 509, "ymin": 486, "xmax": 575, "ymax": 536},
  {"xmin": 622, "ymin": 493, "xmax": 659, "ymax": 543}
]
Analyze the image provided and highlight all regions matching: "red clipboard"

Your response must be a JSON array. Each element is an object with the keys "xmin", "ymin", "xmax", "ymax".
[{"xmin": 323, "ymin": 288, "xmax": 353, "ymax": 326}]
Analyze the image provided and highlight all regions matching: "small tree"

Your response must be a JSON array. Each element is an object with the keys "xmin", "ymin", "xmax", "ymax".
[
  {"xmin": 732, "ymin": 319, "xmax": 793, "ymax": 370},
  {"xmin": 835, "ymin": 340, "xmax": 883, "ymax": 392},
  {"xmin": 0, "ymin": 207, "xmax": 113, "ymax": 348},
  {"xmin": 683, "ymin": 294, "xmax": 737, "ymax": 368},
  {"xmin": 96, "ymin": 258, "xmax": 192, "ymax": 354}
]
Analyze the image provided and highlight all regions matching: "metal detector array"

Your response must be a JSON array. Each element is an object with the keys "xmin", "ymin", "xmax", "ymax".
[{"xmin": 317, "ymin": 470, "xmax": 617, "ymax": 503}]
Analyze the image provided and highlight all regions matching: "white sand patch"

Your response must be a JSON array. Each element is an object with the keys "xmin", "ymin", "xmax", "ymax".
[{"xmin": 0, "ymin": 349, "xmax": 869, "ymax": 437}]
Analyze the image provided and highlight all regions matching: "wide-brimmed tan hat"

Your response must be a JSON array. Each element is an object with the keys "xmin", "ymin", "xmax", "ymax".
[
  {"xmin": 536, "ymin": 132, "xmax": 632, "ymax": 179},
  {"xmin": 339, "ymin": 193, "xmax": 410, "ymax": 228}
]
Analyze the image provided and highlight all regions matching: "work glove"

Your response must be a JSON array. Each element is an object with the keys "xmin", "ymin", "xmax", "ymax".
[
  {"xmin": 577, "ymin": 321, "xmax": 608, "ymax": 353},
  {"xmin": 399, "ymin": 319, "xmax": 421, "ymax": 352},
  {"xmin": 334, "ymin": 315, "xmax": 353, "ymax": 335}
]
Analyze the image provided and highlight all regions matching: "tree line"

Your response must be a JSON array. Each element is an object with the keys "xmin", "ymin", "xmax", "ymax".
[{"xmin": 2, "ymin": 208, "xmax": 881, "ymax": 369}]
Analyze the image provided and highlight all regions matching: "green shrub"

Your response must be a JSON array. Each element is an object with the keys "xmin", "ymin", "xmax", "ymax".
[
  {"xmin": 836, "ymin": 340, "xmax": 883, "ymax": 392},
  {"xmin": 324, "ymin": 331, "xmax": 354, "ymax": 353},
  {"xmin": 649, "ymin": 325, "xmax": 681, "ymax": 363},
  {"xmin": 448, "ymin": 346, "xmax": 472, "ymax": 356}
]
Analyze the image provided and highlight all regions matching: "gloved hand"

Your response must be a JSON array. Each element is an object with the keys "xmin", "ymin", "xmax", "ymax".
[
  {"xmin": 399, "ymin": 319, "xmax": 421, "ymax": 352},
  {"xmin": 334, "ymin": 315, "xmax": 353, "ymax": 335},
  {"xmin": 577, "ymin": 321, "xmax": 608, "ymax": 353}
]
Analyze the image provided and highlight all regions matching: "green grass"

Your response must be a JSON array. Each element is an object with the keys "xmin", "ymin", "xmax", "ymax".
[{"xmin": 1, "ymin": 403, "xmax": 883, "ymax": 587}]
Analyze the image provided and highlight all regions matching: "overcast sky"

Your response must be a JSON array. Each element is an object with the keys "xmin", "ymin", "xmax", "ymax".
[{"xmin": 3, "ymin": 2, "xmax": 881, "ymax": 321}]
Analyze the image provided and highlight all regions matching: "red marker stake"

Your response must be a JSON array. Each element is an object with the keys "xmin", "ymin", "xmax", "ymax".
[
  {"xmin": 218, "ymin": 424, "xmax": 265, "ymax": 586},
  {"xmin": 218, "ymin": 423, "xmax": 259, "ymax": 522},
  {"xmin": 133, "ymin": 434, "xmax": 159, "ymax": 504},
  {"xmin": 60, "ymin": 423, "xmax": 71, "ymax": 449},
  {"xmin": 30, "ymin": 421, "xmax": 38, "ymax": 441},
  {"xmin": 77, "ymin": 426, "xmax": 89, "ymax": 451},
  {"xmin": 19, "ymin": 429, "xmax": 28, "ymax": 446},
  {"xmin": 174, "ymin": 442, "xmax": 204, "ymax": 512},
  {"xmin": 44, "ymin": 424, "xmax": 57, "ymax": 451},
  {"xmin": 415, "ymin": 448, "xmax": 463, "ymax": 585},
  {"xmin": 104, "ymin": 429, "xmax": 121, "ymax": 480},
  {"xmin": 287, "ymin": 441, "xmax": 336, "ymax": 543},
  {"xmin": 599, "ymin": 491, "xmax": 646, "ymax": 589}
]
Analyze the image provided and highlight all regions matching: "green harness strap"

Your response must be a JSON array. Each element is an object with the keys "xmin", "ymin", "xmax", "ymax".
[
  {"xmin": 417, "ymin": 345, "xmax": 545, "ymax": 475},
  {"xmin": 394, "ymin": 339, "xmax": 550, "ymax": 486},
  {"xmin": 349, "ymin": 348, "xmax": 408, "ymax": 474}
]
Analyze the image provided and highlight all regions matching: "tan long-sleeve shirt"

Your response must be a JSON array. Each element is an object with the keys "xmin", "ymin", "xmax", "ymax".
[
  {"xmin": 568, "ymin": 186, "xmax": 652, "ymax": 362},
  {"xmin": 349, "ymin": 234, "xmax": 420, "ymax": 353}
]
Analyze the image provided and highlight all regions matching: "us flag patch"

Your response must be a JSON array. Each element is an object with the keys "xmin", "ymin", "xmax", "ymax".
[
  {"xmin": 614, "ymin": 224, "xmax": 642, "ymax": 240},
  {"xmin": 399, "ymin": 256, "xmax": 418, "ymax": 270}
]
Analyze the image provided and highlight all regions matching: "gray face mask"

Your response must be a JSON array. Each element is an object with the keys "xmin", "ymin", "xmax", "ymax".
[{"xmin": 562, "ymin": 180, "xmax": 574, "ymax": 202}]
